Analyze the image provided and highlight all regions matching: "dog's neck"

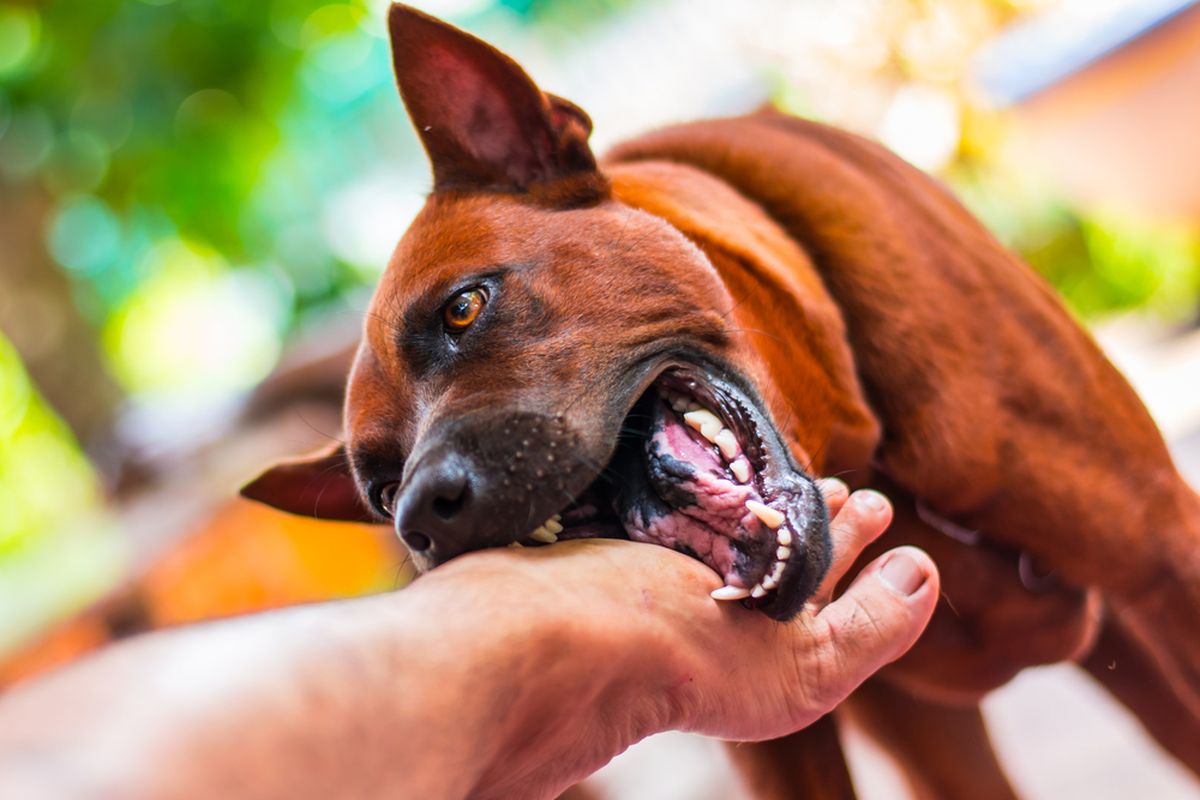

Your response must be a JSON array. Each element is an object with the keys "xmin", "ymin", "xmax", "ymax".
[{"xmin": 606, "ymin": 160, "xmax": 880, "ymax": 479}]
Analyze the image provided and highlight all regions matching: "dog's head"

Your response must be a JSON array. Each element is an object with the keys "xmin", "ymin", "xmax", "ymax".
[{"xmin": 244, "ymin": 4, "xmax": 856, "ymax": 619}]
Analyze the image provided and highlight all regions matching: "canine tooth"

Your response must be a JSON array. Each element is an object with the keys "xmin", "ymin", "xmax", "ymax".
[
  {"xmin": 684, "ymin": 409, "xmax": 721, "ymax": 433},
  {"xmin": 777, "ymin": 528, "xmax": 792, "ymax": 547},
  {"xmin": 508, "ymin": 541, "xmax": 524, "ymax": 548},
  {"xmin": 751, "ymin": 584, "xmax": 768, "ymax": 598},
  {"xmin": 746, "ymin": 500, "xmax": 785, "ymax": 529},
  {"xmin": 710, "ymin": 585, "xmax": 751, "ymax": 601},
  {"xmin": 715, "ymin": 429, "xmax": 739, "ymax": 460},
  {"xmin": 529, "ymin": 527, "xmax": 557, "ymax": 544},
  {"xmin": 544, "ymin": 518, "xmax": 563, "ymax": 534},
  {"xmin": 730, "ymin": 459, "xmax": 751, "ymax": 483},
  {"xmin": 769, "ymin": 562, "xmax": 786, "ymax": 582},
  {"xmin": 550, "ymin": 513, "xmax": 561, "ymax": 522},
  {"xmin": 777, "ymin": 545, "xmax": 791, "ymax": 561}
]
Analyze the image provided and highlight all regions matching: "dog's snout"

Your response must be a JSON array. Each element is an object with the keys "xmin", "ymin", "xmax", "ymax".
[
  {"xmin": 393, "ymin": 451, "xmax": 477, "ymax": 563},
  {"xmin": 386, "ymin": 412, "xmax": 590, "ymax": 568}
]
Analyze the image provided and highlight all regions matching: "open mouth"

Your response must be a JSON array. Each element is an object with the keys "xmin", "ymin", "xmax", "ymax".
[{"xmin": 513, "ymin": 363, "xmax": 831, "ymax": 621}]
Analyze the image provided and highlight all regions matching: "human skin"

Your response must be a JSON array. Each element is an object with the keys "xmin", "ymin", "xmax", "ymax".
[{"xmin": 0, "ymin": 484, "xmax": 938, "ymax": 799}]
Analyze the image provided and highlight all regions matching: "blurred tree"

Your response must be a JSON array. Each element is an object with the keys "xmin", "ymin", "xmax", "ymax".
[{"xmin": 0, "ymin": 183, "xmax": 122, "ymax": 454}]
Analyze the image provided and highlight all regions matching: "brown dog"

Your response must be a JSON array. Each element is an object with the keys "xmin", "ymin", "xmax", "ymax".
[{"xmin": 244, "ymin": 5, "xmax": 1200, "ymax": 797}]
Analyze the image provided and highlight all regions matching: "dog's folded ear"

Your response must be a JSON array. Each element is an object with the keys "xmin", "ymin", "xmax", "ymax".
[
  {"xmin": 240, "ymin": 442, "xmax": 376, "ymax": 523},
  {"xmin": 387, "ymin": 3, "xmax": 600, "ymax": 195}
]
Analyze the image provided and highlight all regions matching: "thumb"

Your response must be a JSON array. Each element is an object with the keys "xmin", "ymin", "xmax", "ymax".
[{"xmin": 810, "ymin": 547, "xmax": 939, "ymax": 705}]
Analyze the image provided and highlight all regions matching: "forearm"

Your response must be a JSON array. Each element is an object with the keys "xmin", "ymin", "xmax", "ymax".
[
  {"xmin": 0, "ymin": 504, "xmax": 938, "ymax": 800},
  {"xmin": 0, "ymin": 546, "xmax": 683, "ymax": 800}
]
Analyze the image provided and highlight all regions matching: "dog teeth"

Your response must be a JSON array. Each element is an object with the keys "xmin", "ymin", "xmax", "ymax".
[
  {"xmin": 508, "ymin": 541, "xmax": 524, "ymax": 548},
  {"xmin": 665, "ymin": 391, "xmax": 690, "ymax": 412},
  {"xmin": 746, "ymin": 499, "xmax": 785, "ymax": 529},
  {"xmin": 746, "ymin": 552, "xmax": 791, "ymax": 598},
  {"xmin": 684, "ymin": 409, "xmax": 721, "ymax": 434},
  {"xmin": 714, "ymin": 429, "xmax": 739, "ymax": 460},
  {"xmin": 528, "ymin": 514, "xmax": 563, "ymax": 544},
  {"xmin": 680, "ymin": 406, "xmax": 749, "ymax": 479},
  {"xmin": 669, "ymin": 393, "xmax": 791, "ymax": 603},
  {"xmin": 529, "ymin": 527, "xmax": 557, "ymax": 544},
  {"xmin": 682, "ymin": 408, "xmax": 725, "ymax": 445},
  {"xmin": 710, "ymin": 584, "xmax": 751, "ymax": 601}
]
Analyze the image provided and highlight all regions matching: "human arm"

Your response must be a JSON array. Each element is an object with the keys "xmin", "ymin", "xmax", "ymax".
[{"xmin": 0, "ymin": 485, "xmax": 937, "ymax": 799}]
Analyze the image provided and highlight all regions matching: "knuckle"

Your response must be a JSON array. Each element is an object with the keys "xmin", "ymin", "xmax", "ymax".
[{"xmin": 843, "ymin": 591, "xmax": 890, "ymax": 643}]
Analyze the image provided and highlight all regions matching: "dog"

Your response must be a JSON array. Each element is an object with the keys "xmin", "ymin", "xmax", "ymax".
[{"xmin": 243, "ymin": 5, "xmax": 1200, "ymax": 797}]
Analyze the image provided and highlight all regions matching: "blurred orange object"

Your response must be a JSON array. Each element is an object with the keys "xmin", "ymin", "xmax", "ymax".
[{"xmin": 0, "ymin": 501, "xmax": 404, "ymax": 687}]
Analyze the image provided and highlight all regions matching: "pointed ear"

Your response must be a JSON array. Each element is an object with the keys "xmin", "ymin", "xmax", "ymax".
[
  {"xmin": 388, "ymin": 3, "xmax": 600, "ymax": 193},
  {"xmin": 240, "ymin": 443, "xmax": 376, "ymax": 523}
]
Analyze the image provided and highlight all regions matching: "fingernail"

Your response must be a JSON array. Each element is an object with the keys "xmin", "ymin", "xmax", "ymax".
[
  {"xmin": 817, "ymin": 477, "xmax": 847, "ymax": 495},
  {"xmin": 856, "ymin": 490, "xmax": 887, "ymax": 512},
  {"xmin": 879, "ymin": 552, "xmax": 926, "ymax": 596}
]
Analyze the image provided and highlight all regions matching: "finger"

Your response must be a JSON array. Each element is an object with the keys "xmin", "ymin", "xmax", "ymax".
[
  {"xmin": 812, "ymin": 489, "xmax": 893, "ymax": 603},
  {"xmin": 809, "ymin": 547, "xmax": 939, "ymax": 706},
  {"xmin": 816, "ymin": 477, "xmax": 849, "ymax": 519}
]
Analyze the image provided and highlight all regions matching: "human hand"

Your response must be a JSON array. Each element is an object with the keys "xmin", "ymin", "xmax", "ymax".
[
  {"xmin": 427, "ymin": 480, "xmax": 939, "ymax": 797},
  {"xmin": 0, "ymin": 482, "xmax": 936, "ymax": 800}
]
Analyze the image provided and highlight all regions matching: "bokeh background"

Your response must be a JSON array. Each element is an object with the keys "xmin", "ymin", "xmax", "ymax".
[{"xmin": 1, "ymin": 0, "xmax": 1199, "ymax": 797}]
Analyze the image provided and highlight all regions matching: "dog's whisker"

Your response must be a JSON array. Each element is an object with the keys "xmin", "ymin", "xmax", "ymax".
[{"xmin": 291, "ymin": 409, "xmax": 346, "ymax": 446}]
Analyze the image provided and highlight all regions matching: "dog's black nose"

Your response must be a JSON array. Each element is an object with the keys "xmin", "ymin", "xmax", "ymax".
[
  {"xmin": 384, "ymin": 412, "xmax": 590, "ymax": 568},
  {"xmin": 393, "ymin": 450, "xmax": 476, "ymax": 565}
]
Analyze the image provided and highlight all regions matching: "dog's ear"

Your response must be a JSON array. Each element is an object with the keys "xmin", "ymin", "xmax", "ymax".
[
  {"xmin": 387, "ymin": 3, "xmax": 598, "ymax": 192},
  {"xmin": 240, "ymin": 443, "xmax": 375, "ymax": 523}
]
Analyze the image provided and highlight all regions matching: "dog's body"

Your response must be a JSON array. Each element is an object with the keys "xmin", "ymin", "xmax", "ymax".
[
  {"xmin": 605, "ymin": 116, "xmax": 1200, "ymax": 795},
  {"xmin": 244, "ymin": 6, "xmax": 1200, "ymax": 797},
  {"xmin": 606, "ymin": 113, "xmax": 1200, "ymax": 698}
]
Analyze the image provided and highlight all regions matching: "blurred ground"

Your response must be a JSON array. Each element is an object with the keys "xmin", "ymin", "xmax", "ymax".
[{"xmin": 590, "ymin": 316, "xmax": 1200, "ymax": 799}]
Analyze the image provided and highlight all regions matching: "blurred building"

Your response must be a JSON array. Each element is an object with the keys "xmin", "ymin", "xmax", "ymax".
[{"xmin": 977, "ymin": 0, "xmax": 1200, "ymax": 221}]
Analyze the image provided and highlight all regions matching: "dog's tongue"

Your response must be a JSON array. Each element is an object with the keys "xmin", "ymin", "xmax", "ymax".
[{"xmin": 619, "ymin": 398, "xmax": 781, "ymax": 590}]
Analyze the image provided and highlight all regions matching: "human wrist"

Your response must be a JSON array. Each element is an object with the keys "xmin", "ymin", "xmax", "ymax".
[{"xmin": 403, "ymin": 545, "xmax": 693, "ymax": 796}]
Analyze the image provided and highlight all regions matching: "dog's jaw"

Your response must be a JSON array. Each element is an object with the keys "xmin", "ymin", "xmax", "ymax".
[
  {"xmin": 631, "ymin": 366, "xmax": 830, "ymax": 619},
  {"xmin": 508, "ymin": 360, "xmax": 832, "ymax": 621}
]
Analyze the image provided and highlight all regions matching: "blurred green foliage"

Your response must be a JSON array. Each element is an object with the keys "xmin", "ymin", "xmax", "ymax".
[
  {"xmin": 952, "ymin": 118, "xmax": 1200, "ymax": 321},
  {"xmin": 2, "ymin": 0, "xmax": 389, "ymax": 354},
  {"xmin": 1, "ymin": 0, "xmax": 635, "ymax": 397},
  {"xmin": 0, "ymin": 330, "xmax": 98, "ymax": 555}
]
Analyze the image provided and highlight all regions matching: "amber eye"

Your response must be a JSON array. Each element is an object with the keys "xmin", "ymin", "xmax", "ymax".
[{"xmin": 443, "ymin": 288, "xmax": 485, "ymax": 332}]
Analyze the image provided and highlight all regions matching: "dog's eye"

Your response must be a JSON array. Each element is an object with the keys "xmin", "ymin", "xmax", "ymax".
[{"xmin": 443, "ymin": 288, "xmax": 485, "ymax": 332}]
